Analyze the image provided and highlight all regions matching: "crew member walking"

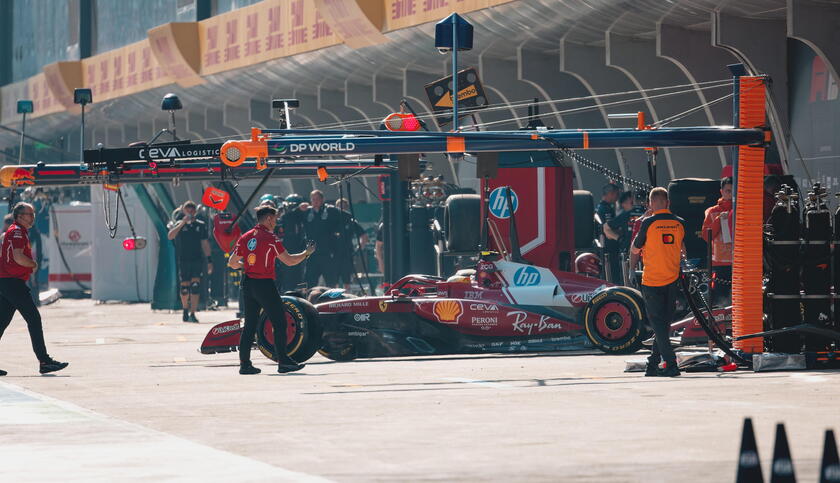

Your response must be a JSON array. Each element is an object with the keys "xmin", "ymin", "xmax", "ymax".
[
  {"xmin": 0, "ymin": 202, "xmax": 68, "ymax": 376},
  {"xmin": 228, "ymin": 205, "xmax": 315, "ymax": 375},
  {"xmin": 629, "ymin": 188, "xmax": 685, "ymax": 377},
  {"xmin": 167, "ymin": 201, "xmax": 212, "ymax": 323}
]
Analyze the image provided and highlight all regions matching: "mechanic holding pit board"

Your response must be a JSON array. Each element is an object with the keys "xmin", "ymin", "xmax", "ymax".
[
  {"xmin": 629, "ymin": 187, "xmax": 686, "ymax": 378},
  {"xmin": 228, "ymin": 205, "xmax": 316, "ymax": 375}
]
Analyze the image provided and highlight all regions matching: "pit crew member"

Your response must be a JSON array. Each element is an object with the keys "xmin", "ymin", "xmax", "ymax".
[
  {"xmin": 167, "ymin": 201, "xmax": 212, "ymax": 323},
  {"xmin": 228, "ymin": 205, "xmax": 316, "ymax": 375},
  {"xmin": 0, "ymin": 202, "xmax": 68, "ymax": 375},
  {"xmin": 629, "ymin": 187, "xmax": 686, "ymax": 378}
]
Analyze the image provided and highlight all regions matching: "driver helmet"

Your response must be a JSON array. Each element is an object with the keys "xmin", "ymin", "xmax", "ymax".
[{"xmin": 575, "ymin": 252, "xmax": 602, "ymax": 277}]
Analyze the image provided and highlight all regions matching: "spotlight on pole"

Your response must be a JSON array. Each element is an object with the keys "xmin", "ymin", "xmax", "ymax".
[
  {"xmin": 161, "ymin": 93, "xmax": 182, "ymax": 141},
  {"xmin": 74, "ymin": 88, "xmax": 92, "ymax": 166},
  {"xmin": 16, "ymin": 100, "xmax": 33, "ymax": 166}
]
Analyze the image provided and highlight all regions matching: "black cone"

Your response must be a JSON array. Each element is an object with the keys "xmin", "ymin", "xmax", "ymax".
[
  {"xmin": 737, "ymin": 418, "xmax": 765, "ymax": 483},
  {"xmin": 770, "ymin": 423, "xmax": 796, "ymax": 483},
  {"xmin": 820, "ymin": 430, "xmax": 840, "ymax": 483}
]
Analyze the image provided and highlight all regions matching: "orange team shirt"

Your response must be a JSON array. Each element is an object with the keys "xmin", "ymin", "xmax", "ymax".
[{"xmin": 632, "ymin": 209, "xmax": 685, "ymax": 287}]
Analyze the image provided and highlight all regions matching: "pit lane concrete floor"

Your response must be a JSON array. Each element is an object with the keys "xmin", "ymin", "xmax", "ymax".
[{"xmin": 0, "ymin": 299, "xmax": 838, "ymax": 482}]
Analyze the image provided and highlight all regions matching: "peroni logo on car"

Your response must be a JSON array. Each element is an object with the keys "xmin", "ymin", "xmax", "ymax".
[
  {"xmin": 488, "ymin": 187, "xmax": 518, "ymax": 219},
  {"xmin": 513, "ymin": 266, "xmax": 540, "ymax": 286}
]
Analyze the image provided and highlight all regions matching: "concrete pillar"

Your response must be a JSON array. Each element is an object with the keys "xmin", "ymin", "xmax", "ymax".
[
  {"xmin": 787, "ymin": 0, "xmax": 840, "ymax": 92},
  {"xmin": 713, "ymin": 12, "xmax": 788, "ymax": 164},
  {"xmin": 560, "ymin": 40, "xmax": 658, "ymax": 189},
  {"xmin": 518, "ymin": 40, "xmax": 621, "ymax": 191},
  {"xmin": 658, "ymin": 23, "xmax": 740, "ymax": 167},
  {"xmin": 607, "ymin": 31, "xmax": 723, "ymax": 179}
]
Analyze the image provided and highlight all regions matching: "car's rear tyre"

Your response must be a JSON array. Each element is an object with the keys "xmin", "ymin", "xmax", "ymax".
[
  {"xmin": 444, "ymin": 194, "xmax": 481, "ymax": 252},
  {"xmin": 257, "ymin": 296, "xmax": 322, "ymax": 363},
  {"xmin": 583, "ymin": 287, "xmax": 646, "ymax": 354}
]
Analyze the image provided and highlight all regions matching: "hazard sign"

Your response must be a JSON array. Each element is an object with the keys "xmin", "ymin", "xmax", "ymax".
[{"xmin": 424, "ymin": 67, "xmax": 489, "ymax": 127}]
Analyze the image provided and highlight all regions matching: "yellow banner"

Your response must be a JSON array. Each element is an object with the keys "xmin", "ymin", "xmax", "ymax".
[
  {"xmin": 0, "ymin": 73, "xmax": 63, "ymax": 124},
  {"xmin": 148, "ymin": 23, "xmax": 204, "ymax": 88},
  {"xmin": 82, "ymin": 39, "xmax": 173, "ymax": 103},
  {"xmin": 314, "ymin": 0, "xmax": 389, "ymax": 49},
  {"xmin": 383, "ymin": 0, "xmax": 514, "ymax": 32},
  {"xmin": 199, "ymin": 0, "xmax": 341, "ymax": 76}
]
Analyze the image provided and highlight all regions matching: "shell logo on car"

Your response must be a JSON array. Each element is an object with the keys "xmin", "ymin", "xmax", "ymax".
[{"xmin": 433, "ymin": 300, "xmax": 463, "ymax": 324}]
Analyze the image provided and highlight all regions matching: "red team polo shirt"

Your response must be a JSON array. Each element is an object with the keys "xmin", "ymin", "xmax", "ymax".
[
  {"xmin": 233, "ymin": 224, "xmax": 286, "ymax": 279},
  {"xmin": 0, "ymin": 223, "xmax": 34, "ymax": 280}
]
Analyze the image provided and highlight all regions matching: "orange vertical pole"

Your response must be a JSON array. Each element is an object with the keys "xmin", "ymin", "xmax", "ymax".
[{"xmin": 732, "ymin": 76, "xmax": 767, "ymax": 352}]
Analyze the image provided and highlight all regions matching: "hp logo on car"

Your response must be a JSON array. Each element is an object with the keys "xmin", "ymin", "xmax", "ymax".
[
  {"xmin": 488, "ymin": 187, "xmax": 518, "ymax": 219},
  {"xmin": 513, "ymin": 266, "xmax": 540, "ymax": 286}
]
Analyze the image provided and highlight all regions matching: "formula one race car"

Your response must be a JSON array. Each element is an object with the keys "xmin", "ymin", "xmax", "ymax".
[{"xmin": 200, "ymin": 251, "xmax": 650, "ymax": 362}]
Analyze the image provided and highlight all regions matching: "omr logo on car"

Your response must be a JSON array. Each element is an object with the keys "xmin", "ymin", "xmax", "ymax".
[
  {"xmin": 513, "ymin": 266, "xmax": 541, "ymax": 286},
  {"xmin": 488, "ymin": 186, "xmax": 518, "ymax": 219},
  {"xmin": 433, "ymin": 300, "xmax": 463, "ymax": 324}
]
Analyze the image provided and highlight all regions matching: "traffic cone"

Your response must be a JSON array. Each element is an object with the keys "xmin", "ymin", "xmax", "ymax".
[
  {"xmin": 820, "ymin": 429, "xmax": 840, "ymax": 483},
  {"xmin": 770, "ymin": 423, "xmax": 796, "ymax": 483},
  {"xmin": 737, "ymin": 418, "xmax": 765, "ymax": 483}
]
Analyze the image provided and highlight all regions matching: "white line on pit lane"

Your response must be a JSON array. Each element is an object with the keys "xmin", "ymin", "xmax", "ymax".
[
  {"xmin": 0, "ymin": 381, "xmax": 333, "ymax": 483},
  {"xmin": 442, "ymin": 377, "xmax": 514, "ymax": 389}
]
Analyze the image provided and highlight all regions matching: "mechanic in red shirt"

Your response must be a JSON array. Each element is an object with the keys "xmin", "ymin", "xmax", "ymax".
[
  {"xmin": 228, "ymin": 205, "xmax": 315, "ymax": 375},
  {"xmin": 0, "ymin": 202, "xmax": 68, "ymax": 376}
]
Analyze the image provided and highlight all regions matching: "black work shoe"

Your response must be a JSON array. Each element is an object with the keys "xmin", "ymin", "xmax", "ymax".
[
  {"xmin": 644, "ymin": 363, "xmax": 659, "ymax": 377},
  {"xmin": 657, "ymin": 364, "xmax": 681, "ymax": 377},
  {"xmin": 182, "ymin": 309, "xmax": 189, "ymax": 322},
  {"xmin": 187, "ymin": 313, "xmax": 199, "ymax": 323},
  {"xmin": 278, "ymin": 360, "xmax": 305, "ymax": 373},
  {"xmin": 0, "ymin": 369, "xmax": 6, "ymax": 376},
  {"xmin": 239, "ymin": 363, "xmax": 261, "ymax": 375},
  {"xmin": 39, "ymin": 359, "xmax": 69, "ymax": 374}
]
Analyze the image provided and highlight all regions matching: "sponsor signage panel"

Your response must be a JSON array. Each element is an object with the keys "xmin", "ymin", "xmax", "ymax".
[
  {"xmin": 384, "ymin": 0, "xmax": 514, "ymax": 32},
  {"xmin": 199, "ymin": 0, "xmax": 341, "ymax": 76}
]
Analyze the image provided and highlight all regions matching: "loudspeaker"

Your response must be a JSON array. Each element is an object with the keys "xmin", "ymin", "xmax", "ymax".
[
  {"xmin": 476, "ymin": 152, "xmax": 499, "ymax": 178},
  {"xmin": 398, "ymin": 153, "xmax": 420, "ymax": 180}
]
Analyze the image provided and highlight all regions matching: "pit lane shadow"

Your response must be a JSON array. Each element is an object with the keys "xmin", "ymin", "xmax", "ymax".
[
  {"xmin": 320, "ymin": 351, "xmax": 602, "ymax": 364},
  {"xmin": 303, "ymin": 373, "xmax": 792, "ymax": 395}
]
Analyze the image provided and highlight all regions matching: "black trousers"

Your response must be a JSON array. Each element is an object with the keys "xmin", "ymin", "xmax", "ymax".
[
  {"xmin": 0, "ymin": 277, "xmax": 49, "ymax": 362},
  {"xmin": 305, "ymin": 254, "xmax": 337, "ymax": 288},
  {"xmin": 239, "ymin": 276, "xmax": 287, "ymax": 364},
  {"xmin": 641, "ymin": 281, "xmax": 678, "ymax": 367}
]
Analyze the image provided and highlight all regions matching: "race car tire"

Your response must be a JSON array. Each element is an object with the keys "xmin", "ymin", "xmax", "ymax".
[
  {"xmin": 444, "ymin": 194, "xmax": 481, "ymax": 252},
  {"xmin": 257, "ymin": 296, "xmax": 323, "ymax": 363},
  {"xmin": 583, "ymin": 286, "xmax": 646, "ymax": 354}
]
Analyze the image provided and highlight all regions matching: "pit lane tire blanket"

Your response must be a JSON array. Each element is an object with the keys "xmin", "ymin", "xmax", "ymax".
[
  {"xmin": 583, "ymin": 286, "xmax": 647, "ymax": 354},
  {"xmin": 803, "ymin": 205, "xmax": 832, "ymax": 351},
  {"xmin": 444, "ymin": 194, "xmax": 481, "ymax": 252},
  {"xmin": 256, "ymin": 296, "xmax": 323, "ymax": 363}
]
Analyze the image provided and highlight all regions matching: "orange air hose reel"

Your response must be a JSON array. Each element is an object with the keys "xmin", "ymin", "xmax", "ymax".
[
  {"xmin": 731, "ymin": 76, "xmax": 768, "ymax": 353},
  {"xmin": 220, "ymin": 127, "xmax": 269, "ymax": 170}
]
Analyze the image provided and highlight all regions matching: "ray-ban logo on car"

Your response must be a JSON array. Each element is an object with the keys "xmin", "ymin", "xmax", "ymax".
[{"xmin": 513, "ymin": 266, "xmax": 540, "ymax": 286}]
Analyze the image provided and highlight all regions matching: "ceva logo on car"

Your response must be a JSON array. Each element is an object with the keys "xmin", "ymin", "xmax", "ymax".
[{"xmin": 513, "ymin": 266, "xmax": 540, "ymax": 286}]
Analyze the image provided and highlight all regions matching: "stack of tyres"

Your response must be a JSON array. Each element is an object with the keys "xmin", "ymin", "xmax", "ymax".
[
  {"xmin": 802, "ymin": 183, "xmax": 832, "ymax": 351},
  {"xmin": 766, "ymin": 185, "xmax": 802, "ymax": 353}
]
